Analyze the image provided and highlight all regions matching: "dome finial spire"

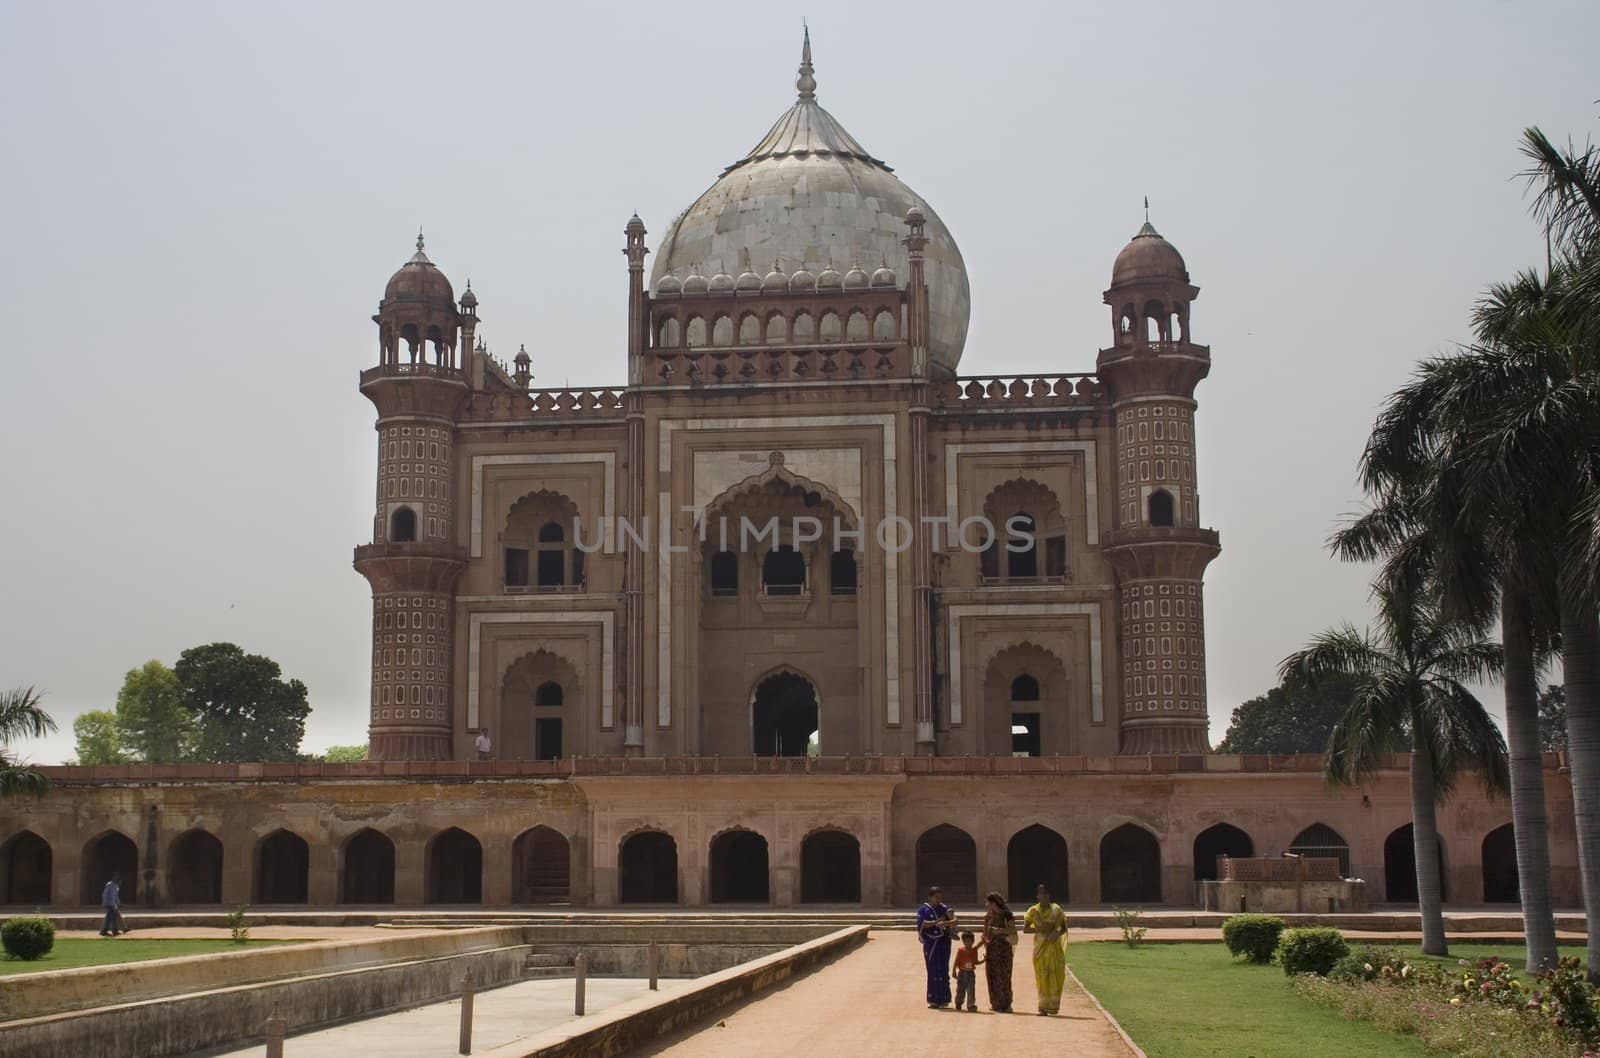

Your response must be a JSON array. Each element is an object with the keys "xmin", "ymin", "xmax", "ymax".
[
  {"xmin": 409, "ymin": 227, "xmax": 431, "ymax": 264},
  {"xmin": 796, "ymin": 23, "xmax": 816, "ymax": 101}
]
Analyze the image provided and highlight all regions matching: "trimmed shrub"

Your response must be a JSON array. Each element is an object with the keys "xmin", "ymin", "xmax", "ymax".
[
  {"xmin": 1221, "ymin": 914, "xmax": 1285, "ymax": 964},
  {"xmin": 1, "ymin": 916, "xmax": 55, "ymax": 961},
  {"xmin": 1276, "ymin": 926, "xmax": 1348, "ymax": 976}
]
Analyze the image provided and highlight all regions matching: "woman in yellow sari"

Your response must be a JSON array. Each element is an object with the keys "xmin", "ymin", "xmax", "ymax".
[{"xmin": 1021, "ymin": 883, "xmax": 1068, "ymax": 1015}]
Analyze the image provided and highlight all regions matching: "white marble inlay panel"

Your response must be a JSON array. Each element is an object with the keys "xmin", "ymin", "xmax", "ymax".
[
  {"xmin": 470, "ymin": 453, "xmax": 616, "ymax": 558},
  {"xmin": 467, "ymin": 610, "xmax": 615, "ymax": 729},
  {"xmin": 944, "ymin": 441, "xmax": 1098, "ymax": 546},
  {"xmin": 692, "ymin": 448, "xmax": 863, "ymax": 520},
  {"xmin": 658, "ymin": 416, "xmax": 900, "ymax": 728},
  {"xmin": 945, "ymin": 602, "xmax": 1104, "ymax": 725}
]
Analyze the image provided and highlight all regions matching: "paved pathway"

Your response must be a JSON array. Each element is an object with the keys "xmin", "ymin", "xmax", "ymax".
[
  {"xmin": 635, "ymin": 934, "xmax": 1137, "ymax": 1058},
  {"xmin": 205, "ymin": 976, "xmax": 687, "ymax": 1058}
]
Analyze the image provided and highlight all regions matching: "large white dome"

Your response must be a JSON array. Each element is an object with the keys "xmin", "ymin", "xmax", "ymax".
[{"xmin": 650, "ymin": 33, "xmax": 971, "ymax": 375}]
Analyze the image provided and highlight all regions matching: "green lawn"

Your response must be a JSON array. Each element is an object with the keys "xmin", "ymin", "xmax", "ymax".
[
  {"xmin": 0, "ymin": 938, "xmax": 295, "ymax": 975},
  {"xmin": 1068, "ymin": 941, "xmax": 1434, "ymax": 1058}
]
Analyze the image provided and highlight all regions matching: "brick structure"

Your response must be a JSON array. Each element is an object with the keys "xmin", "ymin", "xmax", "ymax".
[{"xmin": 0, "ymin": 32, "xmax": 1571, "ymax": 912}]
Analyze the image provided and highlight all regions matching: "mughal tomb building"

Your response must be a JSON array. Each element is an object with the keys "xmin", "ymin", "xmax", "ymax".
[{"xmin": 0, "ymin": 36, "xmax": 1578, "ymax": 912}]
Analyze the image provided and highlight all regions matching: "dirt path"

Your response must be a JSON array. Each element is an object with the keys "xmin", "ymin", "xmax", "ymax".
[{"xmin": 635, "ymin": 933, "xmax": 1137, "ymax": 1058}]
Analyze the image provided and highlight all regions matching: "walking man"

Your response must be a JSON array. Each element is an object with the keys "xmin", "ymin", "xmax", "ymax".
[
  {"xmin": 475, "ymin": 727, "xmax": 492, "ymax": 761},
  {"xmin": 100, "ymin": 874, "xmax": 123, "ymax": 936}
]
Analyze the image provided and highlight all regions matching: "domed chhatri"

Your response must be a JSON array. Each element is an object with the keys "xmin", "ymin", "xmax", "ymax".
[
  {"xmin": 650, "ymin": 29, "xmax": 971, "ymax": 373},
  {"xmin": 384, "ymin": 231, "xmax": 456, "ymax": 307},
  {"xmin": 1112, "ymin": 220, "xmax": 1189, "ymax": 286}
]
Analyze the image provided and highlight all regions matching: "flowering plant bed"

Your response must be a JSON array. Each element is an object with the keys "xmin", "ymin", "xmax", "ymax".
[{"xmin": 1298, "ymin": 945, "xmax": 1600, "ymax": 1058}]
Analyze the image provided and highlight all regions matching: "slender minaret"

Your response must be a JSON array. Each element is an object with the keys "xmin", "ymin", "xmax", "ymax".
[
  {"xmin": 622, "ymin": 213, "xmax": 648, "ymax": 752},
  {"xmin": 354, "ymin": 234, "xmax": 470, "ymax": 761},
  {"xmin": 1097, "ymin": 216, "xmax": 1221, "ymax": 754}
]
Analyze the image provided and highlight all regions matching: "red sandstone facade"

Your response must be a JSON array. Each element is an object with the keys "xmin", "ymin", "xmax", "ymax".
[{"xmin": 0, "ymin": 36, "xmax": 1573, "ymax": 914}]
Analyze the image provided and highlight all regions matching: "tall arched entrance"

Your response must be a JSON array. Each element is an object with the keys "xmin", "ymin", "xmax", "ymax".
[
  {"xmin": 1007, "ymin": 825, "xmax": 1069, "ymax": 906},
  {"xmin": 618, "ymin": 831, "xmax": 677, "ymax": 904},
  {"xmin": 513, "ymin": 826, "xmax": 571, "ymax": 904},
  {"xmin": 1100, "ymin": 824, "xmax": 1162, "ymax": 903},
  {"xmin": 751, "ymin": 672, "xmax": 818, "ymax": 757},
  {"xmin": 915, "ymin": 825, "xmax": 977, "ymax": 907},
  {"xmin": 1481, "ymin": 824, "xmax": 1518, "ymax": 904},
  {"xmin": 167, "ymin": 830, "xmax": 223, "ymax": 904},
  {"xmin": 0, "ymin": 831, "xmax": 52, "ymax": 905},
  {"xmin": 800, "ymin": 830, "xmax": 861, "ymax": 903},
  {"xmin": 1289, "ymin": 823, "xmax": 1351, "ymax": 878},
  {"xmin": 81, "ymin": 831, "xmax": 138, "ymax": 906},
  {"xmin": 1192, "ymin": 824, "xmax": 1254, "ymax": 882},
  {"xmin": 340, "ymin": 829, "xmax": 395, "ymax": 904},
  {"xmin": 710, "ymin": 830, "xmax": 770, "ymax": 903},
  {"xmin": 1384, "ymin": 824, "xmax": 1447, "ymax": 903},
  {"xmin": 255, "ymin": 830, "xmax": 309, "ymax": 903},
  {"xmin": 426, "ymin": 827, "xmax": 483, "ymax": 904}
]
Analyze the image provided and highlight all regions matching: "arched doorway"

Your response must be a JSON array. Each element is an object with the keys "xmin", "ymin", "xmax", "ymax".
[
  {"xmin": 710, "ymin": 830, "xmax": 770, "ymax": 903},
  {"xmin": 255, "ymin": 830, "xmax": 309, "ymax": 903},
  {"xmin": 1100, "ymin": 824, "xmax": 1162, "ymax": 903},
  {"xmin": 618, "ymin": 831, "xmax": 677, "ymax": 904},
  {"xmin": 1193, "ymin": 824, "xmax": 1254, "ymax": 882},
  {"xmin": 800, "ymin": 830, "xmax": 861, "ymax": 903},
  {"xmin": 167, "ymin": 830, "xmax": 223, "ymax": 904},
  {"xmin": 1007, "ymin": 825, "xmax": 1069, "ymax": 906},
  {"xmin": 751, "ymin": 672, "xmax": 818, "ymax": 757},
  {"xmin": 512, "ymin": 826, "xmax": 571, "ymax": 904},
  {"xmin": 1289, "ymin": 823, "xmax": 1351, "ymax": 878},
  {"xmin": 0, "ymin": 831, "xmax": 52, "ymax": 905},
  {"xmin": 426, "ymin": 828, "xmax": 483, "ymax": 904},
  {"xmin": 915, "ymin": 825, "xmax": 977, "ymax": 907},
  {"xmin": 1385, "ymin": 824, "xmax": 1447, "ymax": 903},
  {"xmin": 340, "ymin": 829, "xmax": 395, "ymax": 904},
  {"xmin": 81, "ymin": 831, "xmax": 138, "ymax": 906},
  {"xmin": 1481, "ymin": 824, "xmax": 1518, "ymax": 904}
]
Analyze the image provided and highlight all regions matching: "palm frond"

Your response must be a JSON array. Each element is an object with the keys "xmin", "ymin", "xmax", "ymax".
[{"xmin": 0, "ymin": 687, "xmax": 55, "ymax": 744}]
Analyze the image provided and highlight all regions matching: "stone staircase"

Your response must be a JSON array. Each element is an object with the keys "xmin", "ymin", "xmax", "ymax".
[{"xmin": 522, "ymin": 951, "xmax": 573, "ymax": 978}]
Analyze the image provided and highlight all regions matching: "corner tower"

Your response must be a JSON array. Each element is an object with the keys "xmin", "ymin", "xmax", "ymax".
[
  {"xmin": 1097, "ymin": 218, "xmax": 1221, "ymax": 754},
  {"xmin": 354, "ymin": 234, "xmax": 471, "ymax": 761}
]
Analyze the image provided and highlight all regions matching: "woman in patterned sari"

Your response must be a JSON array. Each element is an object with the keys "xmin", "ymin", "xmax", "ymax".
[
  {"xmin": 916, "ymin": 885, "xmax": 956, "ymax": 1008},
  {"xmin": 980, "ymin": 890, "xmax": 1016, "ymax": 1013},
  {"xmin": 1022, "ymin": 883, "xmax": 1068, "ymax": 1015}
]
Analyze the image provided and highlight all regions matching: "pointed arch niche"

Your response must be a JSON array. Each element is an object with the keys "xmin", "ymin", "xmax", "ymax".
[
  {"xmin": 500, "ymin": 649, "xmax": 583, "ymax": 761},
  {"xmin": 981, "ymin": 642, "xmax": 1071, "ymax": 756}
]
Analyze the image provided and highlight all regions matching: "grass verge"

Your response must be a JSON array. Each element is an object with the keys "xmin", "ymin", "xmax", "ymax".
[{"xmin": 0, "ymin": 937, "xmax": 295, "ymax": 975}]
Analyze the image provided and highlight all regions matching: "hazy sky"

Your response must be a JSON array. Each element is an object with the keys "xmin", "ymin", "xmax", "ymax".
[{"xmin": 1, "ymin": 1, "xmax": 1596, "ymax": 764}]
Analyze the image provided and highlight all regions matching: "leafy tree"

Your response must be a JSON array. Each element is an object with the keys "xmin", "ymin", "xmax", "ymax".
[
  {"xmin": 1282, "ymin": 580, "xmax": 1508, "ymax": 957},
  {"xmin": 0, "ymin": 687, "xmax": 57, "ymax": 797},
  {"xmin": 175, "ymin": 643, "xmax": 310, "ymax": 763},
  {"xmin": 1216, "ymin": 674, "xmax": 1364, "ymax": 754},
  {"xmin": 317, "ymin": 744, "xmax": 368, "ymax": 763},
  {"xmin": 114, "ymin": 660, "xmax": 195, "ymax": 763},
  {"xmin": 1542, "ymin": 684, "xmax": 1570, "ymax": 752},
  {"xmin": 71, "ymin": 710, "xmax": 127, "ymax": 765}
]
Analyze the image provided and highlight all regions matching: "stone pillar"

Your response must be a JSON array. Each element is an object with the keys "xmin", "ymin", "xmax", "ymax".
[
  {"xmin": 221, "ymin": 832, "xmax": 252, "ymax": 906},
  {"xmin": 394, "ymin": 839, "xmax": 426, "ymax": 907},
  {"xmin": 480, "ymin": 840, "xmax": 512, "ymax": 906},
  {"xmin": 308, "ymin": 838, "xmax": 338, "ymax": 906}
]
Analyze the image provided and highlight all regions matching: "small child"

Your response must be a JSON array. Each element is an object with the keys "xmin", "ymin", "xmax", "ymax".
[{"xmin": 951, "ymin": 930, "xmax": 984, "ymax": 1012}]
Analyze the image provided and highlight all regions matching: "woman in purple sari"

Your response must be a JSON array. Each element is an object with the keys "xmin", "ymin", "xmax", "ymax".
[{"xmin": 916, "ymin": 885, "xmax": 956, "ymax": 1008}]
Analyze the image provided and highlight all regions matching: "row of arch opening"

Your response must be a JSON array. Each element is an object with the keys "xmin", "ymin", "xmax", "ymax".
[{"xmin": 0, "ymin": 821, "xmax": 1527, "ymax": 906}]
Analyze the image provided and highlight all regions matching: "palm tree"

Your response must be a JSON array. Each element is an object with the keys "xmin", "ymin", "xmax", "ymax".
[
  {"xmin": 0, "ymin": 686, "xmax": 56, "ymax": 797},
  {"xmin": 1376, "ymin": 279, "xmax": 1600, "ymax": 978},
  {"xmin": 1282, "ymin": 580, "xmax": 1508, "ymax": 956},
  {"xmin": 1336, "ymin": 478, "xmax": 1561, "ymax": 971}
]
